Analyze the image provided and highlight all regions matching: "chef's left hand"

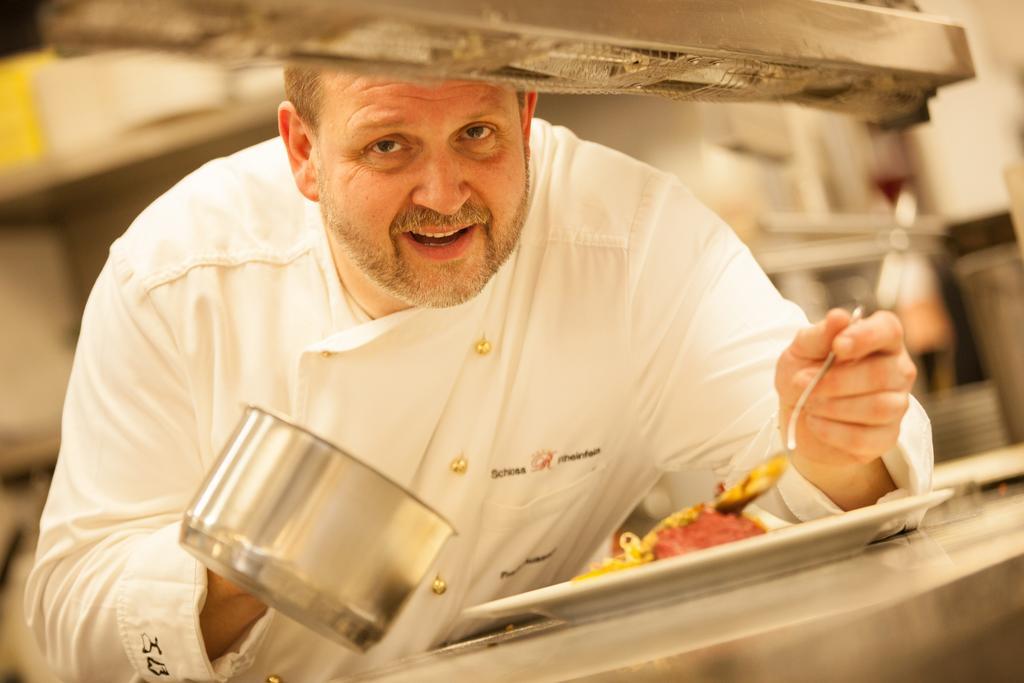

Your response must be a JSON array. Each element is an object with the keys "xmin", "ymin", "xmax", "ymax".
[{"xmin": 775, "ymin": 308, "xmax": 917, "ymax": 508}]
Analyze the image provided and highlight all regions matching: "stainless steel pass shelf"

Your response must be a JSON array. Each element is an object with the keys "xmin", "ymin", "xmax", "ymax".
[{"xmin": 44, "ymin": 0, "xmax": 974, "ymax": 126}]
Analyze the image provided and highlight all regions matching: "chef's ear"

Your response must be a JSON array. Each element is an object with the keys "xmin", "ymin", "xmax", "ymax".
[{"xmin": 279, "ymin": 101, "xmax": 319, "ymax": 202}]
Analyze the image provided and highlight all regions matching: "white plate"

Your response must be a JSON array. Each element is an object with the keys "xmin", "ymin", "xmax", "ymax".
[{"xmin": 461, "ymin": 489, "xmax": 953, "ymax": 623}]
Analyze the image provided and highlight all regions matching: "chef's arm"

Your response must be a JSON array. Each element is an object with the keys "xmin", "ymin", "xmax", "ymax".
[
  {"xmin": 26, "ymin": 253, "xmax": 272, "ymax": 681},
  {"xmin": 201, "ymin": 571, "xmax": 268, "ymax": 659},
  {"xmin": 629, "ymin": 178, "xmax": 932, "ymax": 516}
]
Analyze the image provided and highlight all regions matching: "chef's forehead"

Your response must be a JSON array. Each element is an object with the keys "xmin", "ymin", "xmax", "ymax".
[
  {"xmin": 323, "ymin": 72, "xmax": 516, "ymax": 106},
  {"xmin": 286, "ymin": 66, "xmax": 519, "ymax": 127}
]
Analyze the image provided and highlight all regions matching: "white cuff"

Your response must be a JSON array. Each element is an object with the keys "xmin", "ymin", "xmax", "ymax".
[
  {"xmin": 114, "ymin": 523, "xmax": 271, "ymax": 681},
  {"xmin": 872, "ymin": 397, "xmax": 935, "ymax": 537},
  {"xmin": 889, "ymin": 395, "xmax": 933, "ymax": 497},
  {"xmin": 775, "ymin": 462, "xmax": 844, "ymax": 522}
]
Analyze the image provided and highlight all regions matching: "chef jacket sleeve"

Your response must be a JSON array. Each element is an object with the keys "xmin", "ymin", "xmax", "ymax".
[
  {"xmin": 628, "ymin": 177, "xmax": 933, "ymax": 521},
  {"xmin": 24, "ymin": 245, "xmax": 271, "ymax": 682}
]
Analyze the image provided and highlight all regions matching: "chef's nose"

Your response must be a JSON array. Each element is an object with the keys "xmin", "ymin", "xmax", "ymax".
[{"xmin": 410, "ymin": 151, "xmax": 471, "ymax": 216}]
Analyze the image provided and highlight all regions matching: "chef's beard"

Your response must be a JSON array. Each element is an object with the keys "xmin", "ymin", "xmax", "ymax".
[{"xmin": 318, "ymin": 162, "xmax": 530, "ymax": 309}]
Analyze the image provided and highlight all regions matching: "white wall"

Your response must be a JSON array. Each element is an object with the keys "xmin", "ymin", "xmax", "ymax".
[
  {"xmin": 535, "ymin": 95, "xmax": 806, "ymax": 242},
  {"xmin": 909, "ymin": 0, "xmax": 1024, "ymax": 221}
]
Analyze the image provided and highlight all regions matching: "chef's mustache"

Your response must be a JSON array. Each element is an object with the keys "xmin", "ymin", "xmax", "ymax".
[{"xmin": 391, "ymin": 202, "xmax": 492, "ymax": 235}]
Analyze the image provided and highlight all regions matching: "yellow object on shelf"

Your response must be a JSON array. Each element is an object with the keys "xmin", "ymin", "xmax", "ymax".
[{"xmin": 0, "ymin": 51, "xmax": 53, "ymax": 169}]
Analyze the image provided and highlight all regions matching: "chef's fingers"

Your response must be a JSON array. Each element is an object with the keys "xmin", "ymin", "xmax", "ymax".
[
  {"xmin": 805, "ymin": 415, "xmax": 901, "ymax": 463},
  {"xmin": 789, "ymin": 308, "xmax": 852, "ymax": 361},
  {"xmin": 791, "ymin": 352, "xmax": 916, "ymax": 399},
  {"xmin": 832, "ymin": 310, "xmax": 905, "ymax": 362},
  {"xmin": 804, "ymin": 391, "xmax": 910, "ymax": 427}
]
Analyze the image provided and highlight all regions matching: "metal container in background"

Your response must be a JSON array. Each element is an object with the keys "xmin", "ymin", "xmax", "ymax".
[
  {"xmin": 180, "ymin": 406, "xmax": 454, "ymax": 651},
  {"xmin": 920, "ymin": 380, "xmax": 1010, "ymax": 462},
  {"xmin": 955, "ymin": 245, "xmax": 1024, "ymax": 444}
]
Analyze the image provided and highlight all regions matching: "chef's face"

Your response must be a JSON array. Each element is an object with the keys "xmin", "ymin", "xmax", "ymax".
[{"xmin": 296, "ymin": 73, "xmax": 536, "ymax": 311}]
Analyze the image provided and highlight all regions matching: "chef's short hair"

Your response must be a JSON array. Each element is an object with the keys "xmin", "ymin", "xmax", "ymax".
[
  {"xmin": 285, "ymin": 66, "xmax": 323, "ymax": 127},
  {"xmin": 284, "ymin": 66, "xmax": 526, "ymax": 129}
]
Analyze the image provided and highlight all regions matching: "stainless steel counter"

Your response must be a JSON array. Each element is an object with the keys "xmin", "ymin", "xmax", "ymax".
[{"xmin": 345, "ymin": 447, "xmax": 1024, "ymax": 682}]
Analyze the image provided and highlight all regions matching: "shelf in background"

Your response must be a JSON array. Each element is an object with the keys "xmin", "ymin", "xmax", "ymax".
[
  {"xmin": 0, "ymin": 95, "xmax": 280, "ymax": 221},
  {"xmin": 0, "ymin": 435, "xmax": 59, "ymax": 477}
]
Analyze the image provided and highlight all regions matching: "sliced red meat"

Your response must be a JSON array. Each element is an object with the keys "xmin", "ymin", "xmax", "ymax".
[{"xmin": 652, "ymin": 508, "xmax": 765, "ymax": 559}]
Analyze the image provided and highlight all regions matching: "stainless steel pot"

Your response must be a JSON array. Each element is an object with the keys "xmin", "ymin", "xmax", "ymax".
[{"xmin": 180, "ymin": 405, "xmax": 454, "ymax": 651}]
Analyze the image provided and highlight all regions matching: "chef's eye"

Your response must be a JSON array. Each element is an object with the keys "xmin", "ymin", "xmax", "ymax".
[
  {"xmin": 463, "ymin": 125, "xmax": 493, "ymax": 141},
  {"xmin": 370, "ymin": 139, "xmax": 404, "ymax": 154}
]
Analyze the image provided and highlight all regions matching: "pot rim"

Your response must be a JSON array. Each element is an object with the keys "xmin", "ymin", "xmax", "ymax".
[{"xmin": 241, "ymin": 403, "xmax": 459, "ymax": 536}]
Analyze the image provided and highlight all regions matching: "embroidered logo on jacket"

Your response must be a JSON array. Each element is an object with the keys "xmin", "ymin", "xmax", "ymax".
[
  {"xmin": 557, "ymin": 448, "xmax": 600, "ymax": 464},
  {"xmin": 531, "ymin": 449, "xmax": 555, "ymax": 471},
  {"xmin": 491, "ymin": 447, "xmax": 601, "ymax": 479},
  {"xmin": 141, "ymin": 633, "xmax": 169, "ymax": 677}
]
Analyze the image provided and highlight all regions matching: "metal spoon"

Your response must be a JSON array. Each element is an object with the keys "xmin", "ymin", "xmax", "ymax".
[{"xmin": 785, "ymin": 305, "xmax": 866, "ymax": 454}]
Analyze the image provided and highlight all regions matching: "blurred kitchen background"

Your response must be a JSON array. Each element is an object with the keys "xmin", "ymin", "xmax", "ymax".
[{"xmin": 3, "ymin": 0, "xmax": 1024, "ymax": 680}]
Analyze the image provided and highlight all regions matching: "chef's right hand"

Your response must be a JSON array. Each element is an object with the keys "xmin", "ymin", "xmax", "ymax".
[
  {"xmin": 200, "ymin": 569, "xmax": 267, "ymax": 659},
  {"xmin": 775, "ymin": 308, "xmax": 914, "ymax": 509}
]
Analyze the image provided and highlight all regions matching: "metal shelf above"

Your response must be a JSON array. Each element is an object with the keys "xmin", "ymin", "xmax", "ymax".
[{"xmin": 45, "ymin": 0, "xmax": 974, "ymax": 127}]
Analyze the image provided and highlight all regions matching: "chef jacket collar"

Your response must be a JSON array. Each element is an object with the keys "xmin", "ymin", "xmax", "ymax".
[{"xmin": 306, "ymin": 199, "xmax": 363, "ymax": 337}]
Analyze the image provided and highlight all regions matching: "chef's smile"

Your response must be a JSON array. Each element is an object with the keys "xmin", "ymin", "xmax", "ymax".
[{"xmin": 403, "ymin": 223, "xmax": 480, "ymax": 261}]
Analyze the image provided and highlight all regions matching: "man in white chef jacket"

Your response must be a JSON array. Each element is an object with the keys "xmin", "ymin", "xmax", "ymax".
[{"xmin": 26, "ymin": 69, "xmax": 932, "ymax": 682}]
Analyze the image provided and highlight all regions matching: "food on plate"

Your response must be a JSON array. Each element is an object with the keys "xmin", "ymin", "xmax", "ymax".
[
  {"xmin": 573, "ymin": 455, "xmax": 787, "ymax": 581},
  {"xmin": 652, "ymin": 506, "xmax": 766, "ymax": 559},
  {"xmin": 572, "ymin": 504, "xmax": 767, "ymax": 581}
]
